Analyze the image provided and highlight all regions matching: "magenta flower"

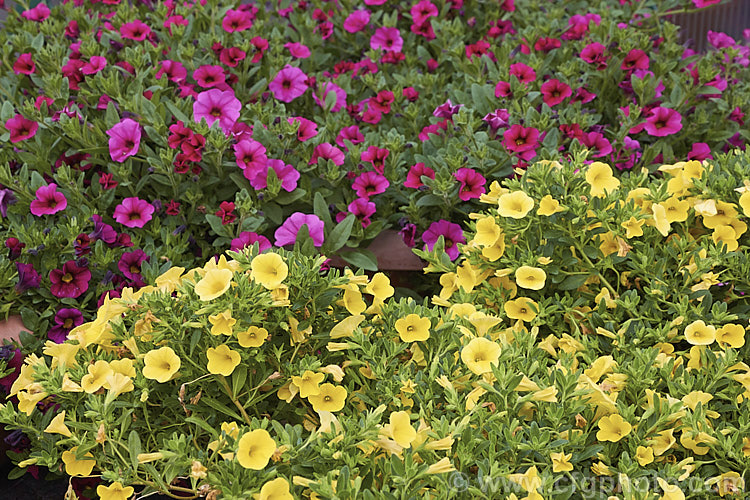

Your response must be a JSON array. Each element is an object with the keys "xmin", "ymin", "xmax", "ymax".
[
  {"xmin": 348, "ymin": 198, "xmax": 376, "ymax": 227},
  {"xmin": 352, "ymin": 172, "xmax": 389, "ymax": 199},
  {"xmin": 193, "ymin": 89, "xmax": 241, "ymax": 134},
  {"xmin": 274, "ymin": 213, "xmax": 325, "ymax": 247},
  {"xmin": 433, "ymin": 99, "xmax": 462, "ymax": 119},
  {"xmin": 49, "ymin": 260, "xmax": 91, "ymax": 299},
  {"xmin": 310, "ymin": 143, "xmax": 346, "ymax": 166},
  {"xmin": 503, "ymin": 124, "xmax": 540, "ymax": 154},
  {"xmin": 48, "ymin": 308, "xmax": 84, "ymax": 343},
  {"xmin": 344, "ymin": 10, "xmax": 370, "ymax": 33},
  {"xmin": 336, "ymin": 125, "xmax": 365, "ymax": 150},
  {"xmin": 404, "ymin": 163, "xmax": 436, "ymax": 189},
  {"xmin": 288, "ymin": 117, "xmax": 318, "ymax": 141},
  {"xmin": 540, "ymin": 79, "xmax": 572, "ymax": 107},
  {"xmin": 688, "ymin": 142, "xmax": 713, "ymax": 161},
  {"xmin": 370, "ymin": 27, "xmax": 403, "ymax": 52},
  {"xmin": 269, "ymin": 66, "xmax": 308, "ymax": 103},
  {"xmin": 483, "ymin": 109, "xmax": 511, "ymax": 130},
  {"xmin": 361, "ymin": 146, "xmax": 389, "ymax": 174},
  {"xmin": 113, "ymin": 197, "xmax": 154, "ymax": 228},
  {"xmin": 250, "ymin": 159, "xmax": 300, "ymax": 192},
  {"xmin": 193, "ymin": 65, "xmax": 226, "ymax": 88},
  {"xmin": 621, "ymin": 49, "xmax": 649, "ymax": 72},
  {"xmin": 693, "ymin": 0, "xmax": 721, "ymax": 7},
  {"xmin": 284, "ymin": 42, "xmax": 311, "ymax": 59},
  {"xmin": 120, "ymin": 19, "xmax": 151, "ymax": 41},
  {"xmin": 580, "ymin": 132, "xmax": 613, "ymax": 158},
  {"xmin": 13, "ymin": 54, "xmax": 35, "ymax": 75},
  {"xmin": 156, "ymin": 60, "xmax": 187, "ymax": 83},
  {"xmin": 106, "ymin": 118, "xmax": 142, "ymax": 162},
  {"xmin": 29, "ymin": 183, "xmax": 67, "ymax": 216},
  {"xmin": 15, "ymin": 262, "xmax": 41, "ymax": 293},
  {"xmin": 231, "ymin": 232, "xmax": 271, "ymax": 253},
  {"xmin": 21, "ymin": 4, "xmax": 50, "ymax": 22},
  {"xmin": 644, "ymin": 107, "xmax": 683, "ymax": 137},
  {"xmin": 454, "ymin": 168, "xmax": 486, "ymax": 201},
  {"xmin": 509, "ymin": 63, "xmax": 536, "ymax": 84},
  {"xmin": 234, "ymin": 139, "xmax": 268, "ymax": 181},
  {"xmin": 312, "ymin": 81, "xmax": 347, "ymax": 112},
  {"xmin": 5, "ymin": 114, "xmax": 38, "ymax": 143},
  {"xmin": 222, "ymin": 9, "xmax": 253, "ymax": 32},
  {"xmin": 82, "ymin": 56, "xmax": 107, "ymax": 75},
  {"xmin": 580, "ymin": 42, "xmax": 608, "ymax": 70},
  {"xmin": 118, "ymin": 249, "xmax": 149, "ymax": 287},
  {"xmin": 411, "ymin": 0, "xmax": 438, "ymax": 24},
  {"xmin": 422, "ymin": 220, "xmax": 465, "ymax": 261},
  {"xmin": 495, "ymin": 81, "xmax": 512, "ymax": 98}
]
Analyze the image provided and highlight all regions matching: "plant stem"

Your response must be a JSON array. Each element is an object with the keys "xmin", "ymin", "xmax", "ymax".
[{"xmin": 218, "ymin": 375, "xmax": 252, "ymax": 425}]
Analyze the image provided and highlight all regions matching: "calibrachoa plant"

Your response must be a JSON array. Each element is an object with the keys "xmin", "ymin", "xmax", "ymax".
[
  {"xmin": 2, "ymin": 0, "xmax": 750, "ymax": 346},
  {"xmin": 2, "ymin": 151, "xmax": 750, "ymax": 498}
]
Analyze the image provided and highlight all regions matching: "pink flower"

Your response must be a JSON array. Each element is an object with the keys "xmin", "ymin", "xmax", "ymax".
[
  {"xmin": 483, "ymin": 108, "xmax": 511, "ymax": 130},
  {"xmin": 29, "ymin": 183, "xmax": 67, "ymax": 216},
  {"xmin": 580, "ymin": 42, "xmax": 608, "ymax": 70},
  {"xmin": 540, "ymin": 79, "xmax": 572, "ymax": 107},
  {"xmin": 404, "ymin": 163, "xmax": 435, "ymax": 189},
  {"xmin": 288, "ymin": 117, "xmax": 318, "ymax": 142},
  {"xmin": 106, "ymin": 119, "xmax": 142, "ymax": 162},
  {"xmin": 621, "ymin": 49, "xmax": 649, "ymax": 72},
  {"xmin": 310, "ymin": 143, "xmax": 346, "ymax": 165},
  {"xmin": 5, "ymin": 114, "xmax": 38, "ymax": 143},
  {"xmin": 411, "ymin": 0, "xmax": 438, "ymax": 25},
  {"xmin": 222, "ymin": 9, "xmax": 253, "ymax": 32},
  {"xmin": 156, "ymin": 60, "xmax": 187, "ymax": 83},
  {"xmin": 422, "ymin": 220, "xmax": 465, "ymax": 260},
  {"xmin": 193, "ymin": 65, "xmax": 225, "ymax": 88},
  {"xmin": 580, "ymin": 132, "xmax": 613, "ymax": 158},
  {"xmin": 21, "ymin": 3, "xmax": 50, "ymax": 22},
  {"xmin": 534, "ymin": 37, "xmax": 561, "ymax": 52},
  {"xmin": 250, "ymin": 159, "xmax": 300, "ymax": 192},
  {"xmin": 13, "ymin": 54, "xmax": 35, "ymax": 75},
  {"xmin": 361, "ymin": 146, "xmax": 389, "ymax": 174},
  {"xmin": 344, "ymin": 9, "xmax": 370, "ymax": 33},
  {"xmin": 269, "ymin": 66, "xmax": 308, "ymax": 103},
  {"xmin": 113, "ymin": 197, "xmax": 154, "ymax": 228},
  {"xmin": 688, "ymin": 142, "xmax": 713, "ymax": 161},
  {"xmin": 509, "ymin": 63, "xmax": 536, "ymax": 84},
  {"xmin": 193, "ymin": 89, "xmax": 241, "ymax": 134},
  {"xmin": 495, "ymin": 81, "xmax": 512, "ymax": 98},
  {"xmin": 249, "ymin": 37, "xmax": 269, "ymax": 63},
  {"xmin": 275, "ymin": 213, "xmax": 325, "ymax": 247},
  {"xmin": 231, "ymin": 232, "xmax": 271, "ymax": 253},
  {"xmin": 644, "ymin": 107, "xmax": 682, "ymax": 137},
  {"xmin": 433, "ymin": 99, "xmax": 462, "ymax": 119},
  {"xmin": 348, "ymin": 198, "xmax": 376, "ymax": 227},
  {"xmin": 693, "ymin": 0, "xmax": 721, "ymax": 7},
  {"xmin": 120, "ymin": 19, "xmax": 151, "ymax": 41},
  {"xmin": 234, "ymin": 139, "xmax": 267, "ymax": 179},
  {"xmin": 370, "ymin": 27, "xmax": 403, "ymax": 52},
  {"xmin": 220, "ymin": 47, "xmax": 247, "ymax": 67},
  {"xmin": 352, "ymin": 171, "xmax": 389, "ymax": 199},
  {"xmin": 454, "ymin": 168, "xmax": 486, "ymax": 201},
  {"xmin": 284, "ymin": 42, "xmax": 311, "ymax": 59},
  {"xmin": 81, "ymin": 56, "xmax": 107, "ymax": 75},
  {"xmin": 707, "ymin": 30, "xmax": 735, "ymax": 49},
  {"xmin": 336, "ymin": 125, "xmax": 365, "ymax": 149},
  {"xmin": 312, "ymin": 82, "xmax": 347, "ymax": 112},
  {"xmin": 503, "ymin": 124, "xmax": 540, "ymax": 154}
]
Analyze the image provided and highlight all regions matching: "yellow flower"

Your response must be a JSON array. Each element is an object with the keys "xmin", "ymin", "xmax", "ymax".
[
  {"xmin": 236, "ymin": 429, "xmax": 276, "ymax": 470},
  {"xmin": 621, "ymin": 217, "xmax": 645, "ymax": 238},
  {"xmin": 206, "ymin": 344, "xmax": 241, "ymax": 376},
  {"xmin": 142, "ymin": 346, "xmax": 181, "ymax": 383},
  {"xmin": 508, "ymin": 465, "xmax": 541, "ymax": 492},
  {"xmin": 342, "ymin": 287, "xmax": 366, "ymax": 315},
  {"xmin": 497, "ymin": 191, "xmax": 534, "ymax": 219},
  {"xmin": 585, "ymin": 162, "xmax": 620, "ymax": 197},
  {"xmin": 61, "ymin": 447, "xmax": 96, "ymax": 476},
  {"xmin": 110, "ymin": 359, "xmax": 136, "ymax": 378},
  {"xmin": 740, "ymin": 191, "xmax": 750, "ymax": 217},
  {"xmin": 504, "ymin": 297, "xmax": 538, "ymax": 322},
  {"xmin": 651, "ymin": 203, "xmax": 671, "ymax": 237},
  {"xmin": 255, "ymin": 477, "xmax": 293, "ymax": 500},
  {"xmin": 97, "ymin": 482, "xmax": 135, "ymax": 500},
  {"xmin": 661, "ymin": 196, "xmax": 690, "ymax": 223},
  {"xmin": 650, "ymin": 429, "xmax": 676, "ymax": 456},
  {"xmin": 61, "ymin": 372, "xmax": 83, "ymax": 392},
  {"xmin": 308, "ymin": 383, "xmax": 347, "ymax": 412},
  {"xmin": 657, "ymin": 478, "xmax": 685, "ymax": 500},
  {"xmin": 44, "ymin": 410, "xmax": 72, "ymax": 437},
  {"xmin": 635, "ymin": 446, "xmax": 654, "ymax": 466},
  {"xmin": 715, "ymin": 471, "xmax": 745, "ymax": 497},
  {"xmin": 716, "ymin": 324, "xmax": 745, "ymax": 348},
  {"xmin": 531, "ymin": 386, "xmax": 558, "ymax": 402},
  {"xmin": 364, "ymin": 273, "xmax": 394, "ymax": 301},
  {"xmin": 106, "ymin": 373, "xmax": 134, "ymax": 398},
  {"xmin": 238, "ymin": 326, "xmax": 268, "ymax": 347},
  {"xmin": 43, "ymin": 341, "xmax": 80, "ymax": 370},
  {"xmin": 251, "ymin": 253, "xmax": 288, "ymax": 289},
  {"xmin": 289, "ymin": 317, "xmax": 312, "ymax": 345},
  {"xmin": 684, "ymin": 320, "xmax": 716, "ymax": 346},
  {"xmin": 473, "ymin": 216, "xmax": 502, "ymax": 246},
  {"xmin": 81, "ymin": 360, "xmax": 113, "ymax": 393},
  {"xmin": 596, "ymin": 414, "xmax": 632, "ymax": 442},
  {"xmin": 330, "ymin": 315, "xmax": 365, "ymax": 339},
  {"xmin": 155, "ymin": 266, "xmax": 185, "ymax": 293},
  {"xmin": 387, "ymin": 411, "xmax": 416, "ymax": 448},
  {"xmin": 702, "ymin": 201, "xmax": 738, "ymax": 228},
  {"xmin": 550, "ymin": 452, "xmax": 573, "ymax": 472},
  {"xmin": 194, "ymin": 268, "xmax": 233, "ymax": 301},
  {"xmin": 481, "ymin": 234, "xmax": 506, "ymax": 261},
  {"xmin": 291, "ymin": 371, "xmax": 325, "ymax": 398},
  {"xmin": 537, "ymin": 195, "xmax": 564, "ymax": 216},
  {"xmin": 426, "ymin": 457, "xmax": 456, "ymax": 474},
  {"xmin": 712, "ymin": 225, "xmax": 738, "ymax": 251},
  {"xmin": 395, "ymin": 314, "xmax": 431, "ymax": 342},
  {"xmin": 515, "ymin": 266, "xmax": 546, "ymax": 290},
  {"xmin": 209, "ymin": 309, "xmax": 236, "ymax": 336},
  {"xmin": 461, "ymin": 337, "xmax": 501, "ymax": 375}
]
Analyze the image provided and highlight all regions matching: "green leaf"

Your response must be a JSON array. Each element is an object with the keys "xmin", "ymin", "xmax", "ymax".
[
  {"xmin": 557, "ymin": 274, "xmax": 589, "ymax": 291},
  {"xmin": 232, "ymin": 365, "xmax": 248, "ymax": 398},
  {"xmin": 128, "ymin": 430, "xmax": 142, "ymax": 470},
  {"xmin": 416, "ymin": 194, "xmax": 444, "ymax": 208},
  {"xmin": 0, "ymin": 102, "xmax": 13, "ymax": 122},
  {"xmin": 186, "ymin": 416, "xmax": 219, "ymax": 438},
  {"xmin": 189, "ymin": 329, "xmax": 201, "ymax": 357},
  {"xmin": 105, "ymin": 101, "xmax": 120, "ymax": 129},
  {"xmin": 247, "ymin": 78, "xmax": 268, "ymax": 97},
  {"xmin": 327, "ymin": 214, "xmax": 355, "ymax": 252},
  {"xmin": 163, "ymin": 101, "xmax": 190, "ymax": 124},
  {"xmin": 340, "ymin": 249, "xmax": 378, "ymax": 271},
  {"xmin": 205, "ymin": 214, "xmax": 232, "ymax": 238},
  {"xmin": 263, "ymin": 203, "xmax": 282, "ymax": 225},
  {"xmin": 274, "ymin": 188, "xmax": 306, "ymax": 205},
  {"xmin": 313, "ymin": 192, "xmax": 333, "ymax": 227}
]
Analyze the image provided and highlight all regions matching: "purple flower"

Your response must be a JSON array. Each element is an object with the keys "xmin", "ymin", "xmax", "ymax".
[
  {"xmin": 15, "ymin": 262, "xmax": 41, "ymax": 293},
  {"xmin": 117, "ymin": 249, "xmax": 150, "ymax": 287},
  {"xmin": 0, "ymin": 188, "xmax": 17, "ymax": 218},
  {"xmin": 47, "ymin": 308, "xmax": 84, "ymax": 343},
  {"xmin": 113, "ymin": 197, "xmax": 154, "ymax": 228},
  {"xmin": 106, "ymin": 119, "xmax": 142, "ymax": 162},
  {"xmin": 49, "ymin": 260, "xmax": 91, "ymax": 298},
  {"xmin": 89, "ymin": 214, "xmax": 118, "ymax": 244},
  {"xmin": 433, "ymin": 99, "xmax": 463, "ymax": 119},
  {"xmin": 422, "ymin": 220, "xmax": 465, "ymax": 260},
  {"xmin": 274, "ymin": 212, "xmax": 325, "ymax": 247},
  {"xmin": 230, "ymin": 232, "xmax": 272, "ymax": 253}
]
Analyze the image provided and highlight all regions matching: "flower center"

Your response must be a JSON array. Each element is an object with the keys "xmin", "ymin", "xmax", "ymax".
[
  {"xmin": 324, "ymin": 395, "xmax": 331, "ymax": 402},
  {"xmin": 62, "ymin": 273, "xmax": 74, "ymax": 283}
]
